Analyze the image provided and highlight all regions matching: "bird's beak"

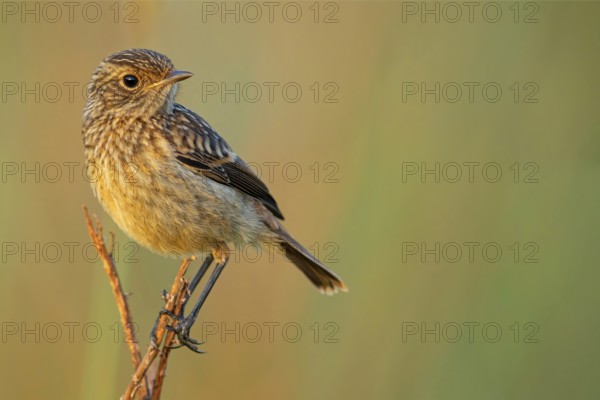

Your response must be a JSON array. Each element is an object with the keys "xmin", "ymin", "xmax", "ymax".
[{"xmin": 147, "ymin": 70, "xmax": 193, "ymax": 89}]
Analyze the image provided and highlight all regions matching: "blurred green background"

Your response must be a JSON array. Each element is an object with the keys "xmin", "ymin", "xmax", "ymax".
[{"xmin": 0, "ymin": 1, "xmax": 599, "ymax": 399}]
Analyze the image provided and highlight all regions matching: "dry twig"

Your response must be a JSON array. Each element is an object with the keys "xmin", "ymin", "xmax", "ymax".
[
  {"xmin": 151, "ymin": 279, "xmax": 190, "ymax": 400},
  {"xmin": 122, "ymin": 257, "xmax": 194, "ymax": 399},
  {"xmin": 83, "ymin": 206, "xmax": 148, "ymax": 398},
  {"xmin": 83, "ymin": 206, "xmax": 194, "ymax": 400}
]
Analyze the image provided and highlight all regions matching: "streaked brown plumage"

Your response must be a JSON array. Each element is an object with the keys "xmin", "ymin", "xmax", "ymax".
[{"xmin": 82, "ymin": 49, "xmax": 347, "ymax": 295}]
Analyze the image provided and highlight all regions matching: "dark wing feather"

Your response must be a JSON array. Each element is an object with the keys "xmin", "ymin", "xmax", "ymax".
[{"xmin": 168, "ymin": 105, "xmax": 284, "ymax": 220}]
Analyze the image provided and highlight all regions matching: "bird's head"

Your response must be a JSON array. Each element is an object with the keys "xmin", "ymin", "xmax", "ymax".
[{"xmin": 84, "ymin": 49, "xmax": 192, "ymax": 118}]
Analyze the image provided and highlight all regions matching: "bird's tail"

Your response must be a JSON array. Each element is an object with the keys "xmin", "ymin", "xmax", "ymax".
[{"xmin": 277, "ymin": 231, "xmax": 348, "ymax": 295}]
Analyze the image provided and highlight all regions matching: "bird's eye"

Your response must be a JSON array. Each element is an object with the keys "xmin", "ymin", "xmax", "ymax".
[{"xmin": 122, "ymin": 74, "xmax": 139, "ymax": 89}]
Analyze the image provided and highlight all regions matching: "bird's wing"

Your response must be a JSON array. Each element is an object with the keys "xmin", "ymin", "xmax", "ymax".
[{"xmin": 166, "ymin": 104, "xmax": 284, "ymax": 220}]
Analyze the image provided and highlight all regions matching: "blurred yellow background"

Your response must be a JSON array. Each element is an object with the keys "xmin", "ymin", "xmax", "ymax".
[{"xmin": 0, "ymin": 1, "xmax": 598, "ymax": 399}]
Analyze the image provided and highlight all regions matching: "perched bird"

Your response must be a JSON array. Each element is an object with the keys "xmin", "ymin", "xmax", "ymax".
[{"xmin": 82, "ymin": 49, "xmax": 347, "ymax": 346}]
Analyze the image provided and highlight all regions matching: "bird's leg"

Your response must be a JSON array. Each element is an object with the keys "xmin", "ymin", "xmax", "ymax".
[
  {"xmin": 181, "ymin": 254, "xmax": 214, "ymax": 314},
  {"xmin": 150, "ymin": 254, "xmax": 214, "ymax": 349},
  {"xmin": 167, "ymin": 248, "xmax": 230, "ymax": 353}
]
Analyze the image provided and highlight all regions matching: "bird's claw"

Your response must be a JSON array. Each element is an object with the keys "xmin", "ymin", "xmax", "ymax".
[
  {"xmin": 161, "ymin": 289, "xmax": 169, "ymax": 302},
  {"xmin": 165, "ymin": 316, "xmax": 205, "ymax": 353},
  {"xmin": 150, "ymin": 334, "xmax": 161, "ymax": 350},
  {"xmin": 161, "ymin": 309, "xmax": 180, "ymax": 320}
]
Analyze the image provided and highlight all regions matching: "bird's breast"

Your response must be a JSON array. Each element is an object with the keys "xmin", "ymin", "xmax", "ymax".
[{"xmin": 83, "ymin": 117, "xmax": 270, "ymax": 256}]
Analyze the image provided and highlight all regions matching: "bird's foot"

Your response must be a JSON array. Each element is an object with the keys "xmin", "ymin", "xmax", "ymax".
[
  {"xmin": 149, "ymin": 290, "xmax": 173, "ymax": 349},
  {"xmin": 149, "ymin": 308, "xmax": 173, "ymax": 350},
  {"xmin": 164, "ymin": 315, "xmax": 205, "ymax": 353}
]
